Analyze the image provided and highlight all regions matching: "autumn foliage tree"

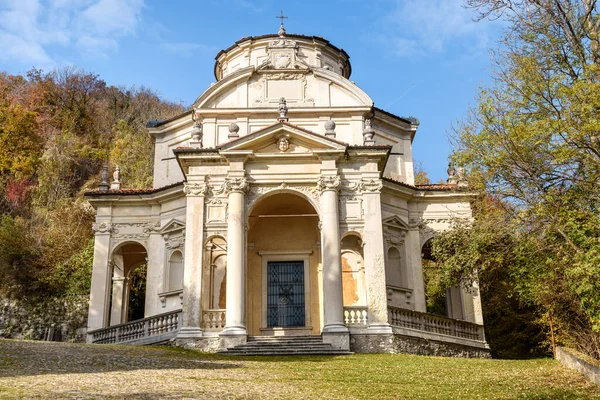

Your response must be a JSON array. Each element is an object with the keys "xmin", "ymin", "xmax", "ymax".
[
  {"xmin": 433, "ymin": 0, "xmax": 600, "ymax": 359},
  {"xmin": 0, "ymin": 68, "xmax": 182, "ymax": 337}
]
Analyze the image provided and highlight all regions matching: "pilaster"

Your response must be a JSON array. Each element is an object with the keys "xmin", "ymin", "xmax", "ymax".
[
  {"xmin": 317, "ymin": 174, "xmax": 348, "ymax": 338},
  {"xmin": 87, "ymin": 222, "xmax": 113, "ymax": 340},
  {"xmin": 361, "ymin": 178, "xmax": 393, "ymax": 334},
  {"xmin": 177, "ymin": 180, "xmax": 208, "ymax": 339}
]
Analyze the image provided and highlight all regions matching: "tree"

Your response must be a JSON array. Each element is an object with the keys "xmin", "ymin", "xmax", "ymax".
[
  {"xmin": 0, "ymin": 68, "xmax": 183, "ymax": 339},
  {"xmin": 413, "ymin": 160, "xmax": 432, "ymax": 185},
  {"xmin": 448, "ymin": 0, "xmax": 600, "ymax": 359}
]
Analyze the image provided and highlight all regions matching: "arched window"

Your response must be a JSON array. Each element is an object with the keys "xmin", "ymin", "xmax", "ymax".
[{"xmin": 168, "ymin": 251, "xmax": 184, "ymax": 291}]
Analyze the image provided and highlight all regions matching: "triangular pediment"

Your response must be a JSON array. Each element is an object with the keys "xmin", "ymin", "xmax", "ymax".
[
  {"xmin": 382, "ymin": 215, "xmax": 410, "ymax": 231},
  {"xmin": 219, "ymin": 122, "xmax": 348, "ymax": 154},
  {"xmin": 160, "ymin": 219, "xmax": 186, "ymax": 235}
]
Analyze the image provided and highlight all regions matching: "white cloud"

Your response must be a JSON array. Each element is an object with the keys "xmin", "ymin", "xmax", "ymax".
[
  {"xmin": 371, "ymin": 0, "xmax": 499, "ymax": 58},
  {"xmin": 0, "ymin": 0, "xmax": 145, "ymax": 66}
]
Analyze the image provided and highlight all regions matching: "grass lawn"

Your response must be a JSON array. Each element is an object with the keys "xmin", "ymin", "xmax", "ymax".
[{"xmin": 0, "ymin": 339, "xmax": 598, "ymax": 399}]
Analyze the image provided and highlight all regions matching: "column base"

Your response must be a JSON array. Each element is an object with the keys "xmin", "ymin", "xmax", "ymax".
[
  {"xmin": 220, "ymin": 325, "xmax": 248, "ymax": 336},
  {"xmin": 322, "ymin": 323, "xmax": 349, "ymax": 333},
  {"xmin": 367, "ymin": 323, "xmax": 393, "ymax": 334},
  {"xmin": 322, "ymin": 331, "xmax": 350, "ymax": 350},
  {"xmin": 176, "ymin": 327, "xmax": 204, "ymax": 339}
]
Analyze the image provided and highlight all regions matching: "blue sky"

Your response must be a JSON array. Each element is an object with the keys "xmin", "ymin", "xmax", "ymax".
[{"xmin": 0, "ymin": 0, "xmax": 504, "ymax": 183}]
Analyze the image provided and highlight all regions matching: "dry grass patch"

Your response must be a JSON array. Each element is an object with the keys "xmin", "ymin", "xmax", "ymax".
[{"xmin": 0, "ymin": 339, "xmax": 598, "ymax": 399}]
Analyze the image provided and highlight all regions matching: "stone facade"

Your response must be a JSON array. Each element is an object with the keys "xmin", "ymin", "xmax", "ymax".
[{"xmin": 84, "ymin": 30, "xmax": 488, "ymax": 356}]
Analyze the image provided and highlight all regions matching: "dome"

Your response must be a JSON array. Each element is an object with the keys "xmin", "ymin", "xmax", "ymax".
[{"xmin": 213, "ymin": 33, "xmax": 352, "ymax": 81}]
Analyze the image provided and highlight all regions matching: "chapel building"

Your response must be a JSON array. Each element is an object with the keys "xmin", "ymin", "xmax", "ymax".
[{"xmin": 85, "ymin": 26, "xmax": 489, "ymax": 356}]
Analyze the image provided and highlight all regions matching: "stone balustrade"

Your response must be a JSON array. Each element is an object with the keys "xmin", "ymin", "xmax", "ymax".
[
  {"xmin": 388, "ymin": 306, "xmax": 485, "ymax": 342},
  {"xmin": 89, "ymin": 309, "xmax": 182, "ymax": 344},
  {"xmin": 202, "ymin": 309, "xmax": 226, "ymax": 331},
  {"xmin": 343, "ymin": 306, "xmax": 368, "ymax": 327}
]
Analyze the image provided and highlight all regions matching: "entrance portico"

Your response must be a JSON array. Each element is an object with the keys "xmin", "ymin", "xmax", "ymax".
[{"xmin": 172, "ymin": 122, "xmax": 391, "ymax": 349}]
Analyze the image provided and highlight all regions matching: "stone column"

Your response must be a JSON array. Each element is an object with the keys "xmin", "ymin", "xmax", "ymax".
[
  {"xmin": 87, "ymin": 222, "xmax": 113, "ymax": 341},
  {"xmin": 109, "ymin": 275, "xmax": 125, "ymax": 325},
  {"xmin": 177, "ymin": 180, "xmax": 208, "ymax": 339},
  {"xmin": 361, "ymin": 178, "xmax": 393, "ymax": 333},
  {"xmin": 318, "ymin": 175, "xmax": 349, "ymax": 348},
  {"xmin": 220, "ymin": 176, "xmax": 249, "ymax": 343}
]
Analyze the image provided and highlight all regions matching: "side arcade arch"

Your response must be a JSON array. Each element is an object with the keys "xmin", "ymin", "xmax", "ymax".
[{"xmin": 108, "ymin": 241, "xmax": 149, "ymax": 325}]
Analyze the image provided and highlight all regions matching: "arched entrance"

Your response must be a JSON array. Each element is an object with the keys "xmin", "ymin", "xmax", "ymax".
[
  {"xmin": 109, "ymin": 242, "xmax": 148, "ymax": 325},
  {"xmin": 246, "ymin": 192, "xmax": 321, "ymax": 336}
]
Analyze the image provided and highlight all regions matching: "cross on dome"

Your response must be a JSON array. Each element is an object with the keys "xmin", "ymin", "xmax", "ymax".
[{"xmin": 276, "ymin": 10, "xmax": 288, "ymax": 36}]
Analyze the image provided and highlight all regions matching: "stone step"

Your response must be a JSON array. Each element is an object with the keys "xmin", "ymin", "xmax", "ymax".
[
  {"xmin": 218, "ymin": 335, "xmax": 352, "ymax": 356},
  {"xmin": 218, "ymin": 349, "xmax": 351, "ymax": 356},
  {"xmin": 231, "ymin": 344, "xmax": 337, "ymax": 350},
  {"xmin": 247, "ymin": 336, "xmax": 323, "ymax": 341},
  {"xmin": 245, "ymin": 339, "xmax": 325, "ymax": 345}
]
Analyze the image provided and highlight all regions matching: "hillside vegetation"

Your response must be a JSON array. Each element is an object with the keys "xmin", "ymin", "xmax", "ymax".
[{"xmin": 0, "ymin": 68, "xmax": 183, "ymax": 338}]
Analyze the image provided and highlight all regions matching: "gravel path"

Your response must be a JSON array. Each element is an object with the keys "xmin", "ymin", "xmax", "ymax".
[{"xmin": 1, "ymin": 339, "xmax": 599, "ymax": 399}]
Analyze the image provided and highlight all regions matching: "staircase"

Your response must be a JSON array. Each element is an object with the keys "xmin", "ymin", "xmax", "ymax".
[{"xmin": 218, "ymin": 335, "xmax": 352, "ymax": 356}]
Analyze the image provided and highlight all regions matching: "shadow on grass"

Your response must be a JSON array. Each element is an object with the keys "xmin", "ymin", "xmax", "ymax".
[{"xmin": 0, "ymin": 339, "xmax": 241, "ymax": 378}]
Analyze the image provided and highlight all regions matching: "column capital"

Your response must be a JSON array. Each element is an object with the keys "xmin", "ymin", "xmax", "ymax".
[
  {"xmin": 183, "ymin": 182, "xmax": 208, "ymax": 196},
  {"xmin": 359, "ymin": 178, "xmax": 383, "ymax": 193},
  {"xmin": 224, "ymin": 176, "xmax": 249, "ymax": 195},
  {"xmin": 317, "ymin": 175, "xmax": 341, "ymax": 193}
]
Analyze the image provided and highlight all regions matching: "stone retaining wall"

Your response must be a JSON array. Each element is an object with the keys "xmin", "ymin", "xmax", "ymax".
[
  {"xmin": 0, "ymin": 296, "xmax": 88, "ymax": 342},
  {"xmin": 556, "ymin": 347, "xmax": 599, "ymax": 386},
  {"xmin": 350, "ymin": 333, "xmax": 491, "ymax": 358}
]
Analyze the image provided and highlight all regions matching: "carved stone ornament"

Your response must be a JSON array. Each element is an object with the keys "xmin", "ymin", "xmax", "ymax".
[
  {"xmin": 165, "ymin": 236, "xmax": 185, "ymax": 250},
  {"xmin": 277, "ymin": 136, "xmax": 290, "ymax": 152},
  {"xmin": 92, "ymin": 222, "xmax": 112, "ymax": 233},
  {"xmin": 384, "ymin": 228, "xmax": 406, "ymax": 246},
  {"xmin": 363, "ymin": 119, "xmax": 375, "ymax": 145},
  {"xmin": 316, "ymin": 175, "xmax": 341, "ymax": 193},
  {"xmin": 228, "ymin": 123, "xmax": 240, "ymax": 139},
  {"xmin": 190, "ymin": 121, "xmax": 203, "ymax": 148},
  {"xmin": 224, "ymin": 177, "xmax": 249, "ymax": 194},
  {"xmin": 261, "ymin": 72, "xmax": 306, "ymax": 80},
  {"xmin": 278, "ymin": 97, "xmax": 288, "ymax": 121},
  {"xmin": 183, "ymin": 182, "xmax": 208, "ymax": 196},
  {"xmin": 110, "ymin": 221, "xmax": 160, "ymax": 242},
  {"xmin": 98, "ymin": 164, "xmax": 110, "ymax": 192},
  {"xmin": 275, "ymin": 54, "xmax": 291, "ymax": 69},
  {"xmin": 359, "ymin": 179, "xmax": 383, "ymax": 193},
  {"xmin": 143, "ymin": 221, "xmax": 161, "ymax": 234},
  {"xmin": 447, "ymin": 163, "xmax": 457, "ymax": 184}
]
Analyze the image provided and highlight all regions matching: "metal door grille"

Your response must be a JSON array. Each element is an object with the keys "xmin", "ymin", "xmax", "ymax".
[{"xmin": 267, "ymin": 261, "xmax": 305, "ymax": 328}]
